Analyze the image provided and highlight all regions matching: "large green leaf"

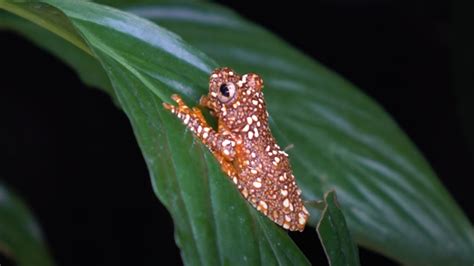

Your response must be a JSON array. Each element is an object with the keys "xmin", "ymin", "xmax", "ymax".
[
  {"xmin": 128, "ymin": 3, "xmax": 474, "ymax": 265},
  {"xmin": 0, "ymin": 1, "xmax": 309, "ymax": 265},
  {"xmin": 0, "ymin": 182, "xmax": 54, "ymax": 266},
  {"xmin": 1, "ymin": 1, "xmax": 473, "ymax": 265}
]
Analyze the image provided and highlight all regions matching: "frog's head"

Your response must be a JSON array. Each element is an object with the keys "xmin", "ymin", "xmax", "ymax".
[{"xmin": 200, "ymin": 67, "xmax": 264, "ymax": 126}]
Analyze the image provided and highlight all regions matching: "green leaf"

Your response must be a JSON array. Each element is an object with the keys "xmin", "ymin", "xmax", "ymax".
[
  {"xmin": 1, "ymin": 1, "xmax": 473, "ymax": 265},
  {"xmin": 0, "ymin": 182, "xmax": 54, "ymax": 266},
  {"xmin": 127, "ymin": 3, "xmax": 474, "ymax": 265},
  {"xmin": 0, "ymin": 1, "xmax": 309, "ymax": 265},
  {"xmin": 317, "ymin": 190, "xmax": 360, "ymax": 266}
]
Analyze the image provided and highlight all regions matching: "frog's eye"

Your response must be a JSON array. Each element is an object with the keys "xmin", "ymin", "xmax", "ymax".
[{"xmin": 217, "ymin": 82, "xmax": 236, "ymax": 103}]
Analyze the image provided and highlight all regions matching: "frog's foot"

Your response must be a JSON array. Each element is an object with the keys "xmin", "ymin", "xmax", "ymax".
[
  {"xmin": 192, "ymin": 107, "xmax": 208, "ymax": 125},
  {"xmin": 199, "ymin": 95, "xmax": 210, "ymax": 108},
  {"xmin": 163, "ymin": 94, "xmax": 191, "ymax": 114},
  {"xmin": 163, "ymin": 94, "xmax": 209, "ymax": 126}
]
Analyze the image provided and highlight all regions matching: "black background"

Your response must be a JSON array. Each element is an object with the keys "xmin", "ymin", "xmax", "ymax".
[{"xmin": 1, "ymin": 0, "xmax": 471, "ymax": 265}]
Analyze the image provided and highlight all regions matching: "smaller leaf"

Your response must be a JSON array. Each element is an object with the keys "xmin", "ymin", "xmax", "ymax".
[
  {"xmin": 0, "ymin": 182, "xmax": 54, "ymax": 266},
  {"xmin": 317, "ymin": 190, "xmax": 360, "ymax": 266}
]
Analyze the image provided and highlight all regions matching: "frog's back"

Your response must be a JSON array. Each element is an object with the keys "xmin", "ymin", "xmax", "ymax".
[{"xmin": 233, "ymin": 99, "xmax": 309, "ymax": 231}]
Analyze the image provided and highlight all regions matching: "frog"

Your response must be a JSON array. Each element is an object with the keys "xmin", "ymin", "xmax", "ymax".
[{"xmin": 163, "ymin": 67, "xmax": 309, "ymax": 231}]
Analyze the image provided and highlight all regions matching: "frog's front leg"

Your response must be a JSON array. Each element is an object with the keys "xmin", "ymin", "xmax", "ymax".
[{"xmin": 163, "ymin": 94, "xmax": 237, "ymax": 163}]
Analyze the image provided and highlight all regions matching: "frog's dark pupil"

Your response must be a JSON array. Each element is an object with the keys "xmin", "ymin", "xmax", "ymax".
[{"xmin": 219, "ymin": 84, "xmax": 230, "ymax": 97}]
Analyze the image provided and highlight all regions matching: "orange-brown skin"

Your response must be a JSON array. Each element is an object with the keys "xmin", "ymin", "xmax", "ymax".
[{"xmin": 163, "ymin": 67, "xmax": 309, "ymax": 231}]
